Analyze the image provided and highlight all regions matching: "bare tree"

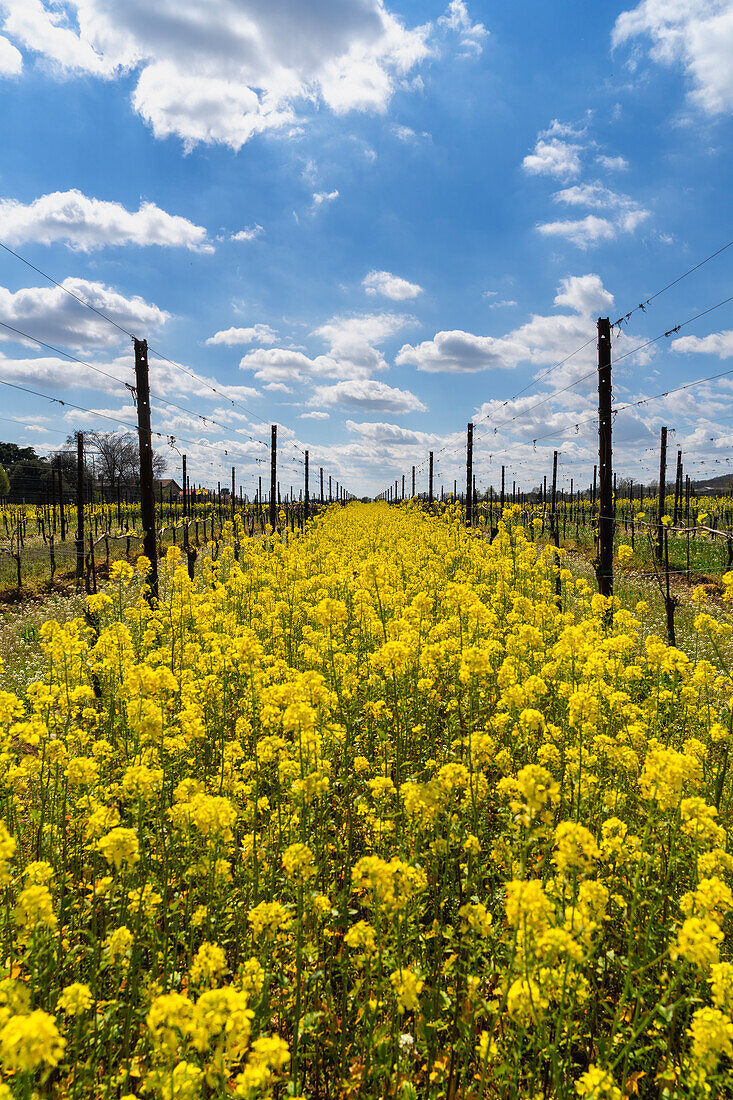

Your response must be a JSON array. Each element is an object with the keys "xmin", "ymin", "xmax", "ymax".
[{"xmin": 64, "ymin": 431, "xmax": 166, "ymax": 492}]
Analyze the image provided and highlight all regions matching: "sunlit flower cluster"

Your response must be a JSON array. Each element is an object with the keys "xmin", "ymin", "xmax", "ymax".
[{"xmin": 0, "ymin": 499, "xmax": 732, "ymax": 1096}]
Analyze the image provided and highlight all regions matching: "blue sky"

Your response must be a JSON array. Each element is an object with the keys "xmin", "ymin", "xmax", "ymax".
[{"xmin": 0, "ymin": 0, "xmax": 731, "ymax": 497}]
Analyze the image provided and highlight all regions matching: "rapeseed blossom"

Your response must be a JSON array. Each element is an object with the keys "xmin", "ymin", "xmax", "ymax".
[{"xmin": 0, "ymin": 500, "xmax": 732, "ymax": 1095}]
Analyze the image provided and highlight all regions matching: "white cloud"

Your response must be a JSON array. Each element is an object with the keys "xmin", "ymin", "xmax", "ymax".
[
  {"xmin": 205, "ymin": 325, "xmax": 278, "ymax": 347},
  {"xmin": 396, "ymin": 274, "xmax": 615, "ymax": 374},
  {"xmin": 240, "ymin": 312, "xmax": 412, "ymax": 384},
  {"xmin": 0, "ymin": 189, "xmax": 211, "ymax": 251},
  {"xmin": 553, "ymin": 273, "xmax": 614, "ymax": 315},
  {"xmin": 299, "ymin": 410, "xmax": 330, "ymax": 420},
  {"xmin": 437, "ymin": 0, "xmax": 488, "ymax": 56},
  {"xmin": 346, "ymin": 419, "xmax": 436, "ymax": 444},
  {"xmin": 0, "ymin": 344, "xmax": 264, "ymax": 416},
  {"xmin": 672, "ymin": 330, "xmax": 733, "ymax": 358},
  {"xmin": 0, "ymin": 278, "xmax": 168, "ymax": 349},
  {"xmin": 313, "ymin": 190, "xmax": 339, "ymax": 206},
  {"xmin": 1, "ymin": 0, "xmax": 432, "ymax": 148},
  {"xmin": 0, "ymin": 33, "xmax": 21, "ymax": 73},
  {"xmin": 536, "ymin": 182, "xmax": 650, "ymax": 247},
  {"xmin": 537, "ymin": 215, "xmax": 617, "ymax": 248},
  {"xmin": 596, "ymin": 154, "xmax": 629, "ymax": 171},
  {"xmin": 231, "ymin": 224, "xmax": 263, "ymax": 242},
  {"xmin": 488, "ymin": 299, "xmax": 517, "ymax": 309},
  {"xmin": 522, "ymin": 138, "xmax": 582, "ymax": 180},
  {"xmin": 313, "ymin": 311, "xmax": 413, "ymax": 375},
  {"xmin": 613, "ymin": 0, "xmax": 733, "ymax": 114},
  {"xmin": 312, "ymin": 378, "xmax": 427, "ymax": 413},
  {"xmin": 0, "ymin": 350, "xmax": 128, "ymax": 394},
  {"xmin": 263, "ymin": 381, "xmax": 293, "ymax": 393},
  {"xmin": 363, "ymin": 269, "xmax": 423, "ymax": 300},
  {"xmin": 240, "ymin": 347, "xmax": 329, "ymax": 386}
]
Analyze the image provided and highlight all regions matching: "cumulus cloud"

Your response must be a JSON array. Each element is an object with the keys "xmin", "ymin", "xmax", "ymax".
[
  {"xmin": 522, "ymin": 138, "xmax": 582, "ymax": 180},
  {"xmin": 205, "ymin": 325, "xmax": 278, "ymax": 347},
  {"xmin": 346, "ymin": 419, "xmax": 436, "ymax": 444},
  {"xmin": 0, "ymin": 0, "xmax": 433, "ymax": 149},
  {"xmin": 241, "ymin": 312, "xmax": 413, "ymax": 384},
  {"xmin": 613, "ymin": 0, "xmax": 733, "ymax": 114},
  {"xmin": 396, "ymin": 274, "xmax": 616, "ymax": 375},
  {"xmin": 537, "ymin": 215, "xmax": 617, "ymax": 248},
  {"xmin": 0, "ymin": 33, "xmax": 21, "ymax": 73},
  {"xmin": 312, "ymin": 190, "xmax": 339, "ymax": 206},
  {"xmin": 0, "ymin": 278, "xmax": 168, "ymax": 349},
  {"xmin": 312, "ymin": 378, "xmax": 427, "ymax": 413},
  {"xmin": 672, "ymin": 330, "xmax": 733, "ymax": 358},
  {"xmin": 488, "ymin": 299, "xmax": 517, "ymax": 309},
  {"xmin": 596, "ymin": 154, "xmax": 629, "ymax": 171},
  {"xmin": 313, "ymin": 312, "xmax": 413, "ymax": 375},
  {"xmin": 0, "ymin": 346, "xmax": 261, "ymax": 411},
  {"xmin": 299, "ymin": 410, "xmax": 330, "ymax": 419},
  {"xmin": 437, "ymin": 0, "xmax": 488, "ymax": 56},
  {"xmin": 536, "ymin": 182, "xmax": 650, "ymax": 247},
  {"xmin": 0, "ymin": 189, "xmax": 211, "ymax": 251},
  {"xmin": 363, "ymin": 269, "xmax": 423, "ymax": 300},
  {"xmin": 231, "ymin": 224, "xmax": 263, "ymax": 242}
]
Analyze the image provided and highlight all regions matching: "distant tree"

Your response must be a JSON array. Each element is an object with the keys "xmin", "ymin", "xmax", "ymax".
[
  {"xmin": 64, "ymin": 431, "xmax": 166, "ymax": 491},
  {"xmin": 0, "ymin": 466, "xmax": 9, "ymax": 498},
  {"xmin": 8, "ymin": 455, "xmax": 53, "ymax": 503},
  {"xmin": 0, "ymin": 442, "xmax": 38, "ymax": 467}
]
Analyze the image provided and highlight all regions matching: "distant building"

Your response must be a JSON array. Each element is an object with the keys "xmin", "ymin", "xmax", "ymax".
[{"xmin": 154, "ymin": 478, "xmax": 182, "ymax": 497}]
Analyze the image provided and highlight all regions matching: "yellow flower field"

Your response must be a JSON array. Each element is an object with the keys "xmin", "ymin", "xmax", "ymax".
[{"xmin": 1, "ymin": 501, "xmax": 733, "ymax": 1097}]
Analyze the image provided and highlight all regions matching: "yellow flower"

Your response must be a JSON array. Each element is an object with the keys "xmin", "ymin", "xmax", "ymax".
[
  {"xmin": 505, "ymin": 879, "xmax": 554, "ymax": 935},
  {"xmin": 14, "ymin": 884, "xmax": 56, "ymax": 932},
  {"xmin": 575, "ymin": 1065, "xmax": 622, "ymax": 1100},
  {"xmin": 105, "ymin": 925, "xmax": 134, "ymax": 963},
  {"xmin": 247, "ymin": 900, "xmax": 292, "ymax": 939},
  {"xmin": 0, "ymin": 1010, "xmax": 65, "ymax": 1071},
  {"xmin": 97, "ymin": 827, "xmax": 140, "ymax": 871},
  {"xmin": 390, "ymin": 968, "xmax": 423, "ymax": 1013},
  {"xmin": 553, "ymin": 821, "xmax": 599, "ymax": 876},
  {"xmin": 689, "ymin": 1006, "xmax": 733, "ymax": 1068},
  {"xmin": 506, "ymin": 977, "xmax": 546, "ymax": 1024},
  {"xmin": 57, "ymin": 983, "xmax": 93, "ymax": 1016},
  {"xmin": 190, "ymin": 942, "xmax": 228, "ymax": 988},
  {"xmin": 458, "ymin": 902, "xmax": 493, "ymax": 938},
  {"xmin": 235, "ymin": 1035, "xmax": 290, "ymax": 1095},
  {"xmin": 282, "ymin": 842, "xmax": 316, "ymax": 883},
  {"xmin": 344, "ymin": 921, "xmax": 377, "ymax": 957},
  {"xmin": 673, "ymin": 917, "xmax": 723, "ymax": 968}
]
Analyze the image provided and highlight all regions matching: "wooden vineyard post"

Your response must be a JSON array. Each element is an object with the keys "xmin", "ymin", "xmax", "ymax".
[
  {"xmin": 75, "ymin": 431, "xmax": 85, "ymax": 591},
  {"xmin": 58, "ymin": 456, "xmax": 66, "ymax": 541},
  {"xmin": 304, "ymin": 450, "xmax": 310, "ymax": 523},
  {"xmin": 596, "ymin": 317, "xmax": 614, "ymax": 599},
  {"xmin": 552, "ymin": 449, "xmax": 561, "ymax": 600},
  {"xmin": 466, "ymin": 422, "xmax": 473, "ymax": 526},
  {"xmin": 231, "ymin": 466, "xmax": 236, "ymax": 523},
  {"xmin": 428, "ymin": 452, "xmax": 434, "ymax": 504},
  {"xmin": 134, "ymin": 338, "xmax": 159, "ymax": 601},
  {"xmin": 673, "ymin": 450, "xmax": 682, "ymax": 526},
  {"xmin": 656, "ymin": 426, "xmax": 667, "ymax": 562},
  {"xmin": 270, "ymin": 425, "xmax": 278, "ymax": 531},
  {"xmin": 50, "ymin": 459, "xmax": 56, "ymax": 535},
  {"xmin": 501, "ymin": 466, "xmax": 505, "ymax": 511}
]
